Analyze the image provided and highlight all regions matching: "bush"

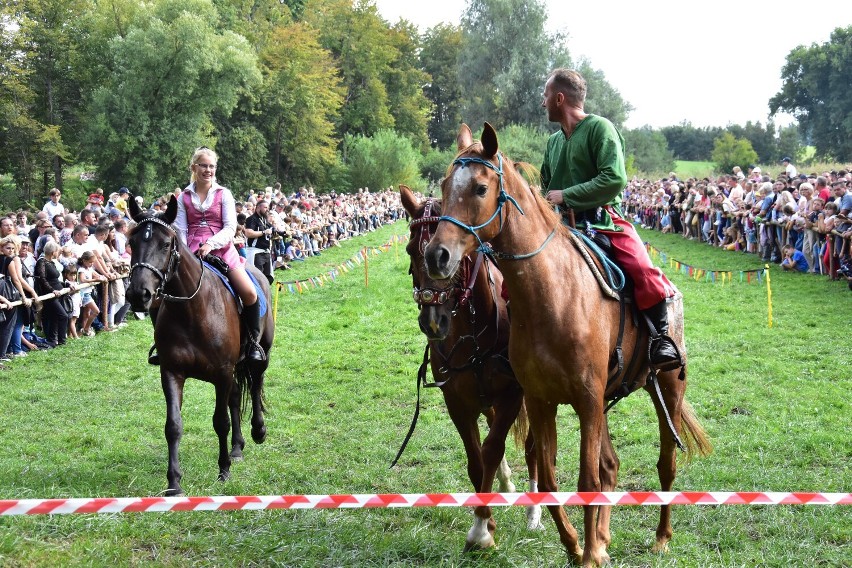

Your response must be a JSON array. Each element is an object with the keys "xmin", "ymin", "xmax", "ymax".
[{"xmin": 342, "ymin": 130, "xmax": 424, "ymax": 192}]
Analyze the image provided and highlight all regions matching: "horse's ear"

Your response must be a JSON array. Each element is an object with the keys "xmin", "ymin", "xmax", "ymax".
[
  {"xmin": 163, "ymin": 195, "xmax": 178, "ymax": 224},
  {"xmin": 457, "ymin": 123, "xmax": 473, "ymax": 152},
  {"xmin": 399, "ymin": 185, "xmax": 418, "ymax": 218},
  {"xmin": 128, "ymin": 193, "xmax": 144, "ymax": 222},
  {"xmin": 481, "ymin": 122, "xmax": 499, "ymax": 158}
]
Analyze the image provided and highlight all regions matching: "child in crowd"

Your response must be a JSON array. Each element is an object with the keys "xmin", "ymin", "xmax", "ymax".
[
  {"xmin": 62, "ymin": 264, "xmax": 81, "ymax": 339},
  {"xmin": 59, "ymin": 245, "xmax": 77, "ymax": 268},
  {"xmin": 77, "ymin": 251, "xmax": 105, "ymax": 337},
  {"xmin": 781, "ymin": 244, "xmax": 809, "ymax": 272}
]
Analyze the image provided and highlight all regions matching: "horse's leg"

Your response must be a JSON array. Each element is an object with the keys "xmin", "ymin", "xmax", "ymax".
[
  {"xmin": 525, "ymin": 396, "xmax": 582, "ymax": 565},
  {"xmin": 524, "ymin": 427, "xmax": 544, "ymax": 530},
  {"xmin": 647, "ymin": 368, "xmax": 685, "ymax": 554},
  {"xmin": 596, "ymin": 416, "xmax": 619, "ymax": 559},
  {"xmin": 575, "ymin": 394, "xmax": 607, "ymax": 567},
  {"xmin": 213, "ymin": 378, "xmax": 234, "ymax": 482},
  {"xmin": 161, "ymin": 370, "xmax": 186, "ymax": 496},
  {"xmin": 473, "ymin": 391, "xmax": 526, "ymax": 548},
  {"xmin": 228, "ymin": 379, "xmax": 245, "ymax": 461},
  {"xmin": 444, "ymin": 395, "xmax": 493, "ymax": 551},
  {"xmin": 248, "ymin": 360, "xmax": 268, "ymax": 444}
]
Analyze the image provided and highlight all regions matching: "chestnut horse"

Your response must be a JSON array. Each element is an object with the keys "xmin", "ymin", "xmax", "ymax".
[
  {"xmin": 399, "ymin": 185, "xmax": 541, "ymax": 550},
  {"xmin": 126, "ymin": 195, "xmax": 274, "ymax": 496},
  {"xmin": 424, "ymin": 124, "xmax": 711, "ymax": 566}
]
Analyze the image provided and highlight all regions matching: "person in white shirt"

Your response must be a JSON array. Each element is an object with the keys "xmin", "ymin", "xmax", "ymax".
[
  {"xmin": 42, "ymin": 188, "xmax": 66, "ymax": 219},
  {"xmin": 782, "ymin": 157, "xmax": 798, "ymax": 179}
]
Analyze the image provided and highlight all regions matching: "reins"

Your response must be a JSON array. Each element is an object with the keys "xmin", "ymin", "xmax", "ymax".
[
  {"xmin": 391, "ymin": 205, "xmax": 508, "ymax": 468},
  {"xmin": 130, "ymin": 217, "xmax": 205, "ymax": 302}
]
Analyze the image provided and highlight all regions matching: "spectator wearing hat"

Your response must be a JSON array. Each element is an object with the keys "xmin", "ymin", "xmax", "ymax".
[{"xmin": 42, "ymin": 188, "xmax": 65, "ymax": 219}]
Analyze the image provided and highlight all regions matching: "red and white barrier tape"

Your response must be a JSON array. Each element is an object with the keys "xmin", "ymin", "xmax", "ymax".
[{"xmin": 2, "ymin": 492, "xmax": 850, "ymax": 516}]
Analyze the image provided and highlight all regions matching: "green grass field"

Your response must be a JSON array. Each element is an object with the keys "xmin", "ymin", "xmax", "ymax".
[{"xmin": 0, "ymin": 222, "xmax": 849, "ymax": 567}]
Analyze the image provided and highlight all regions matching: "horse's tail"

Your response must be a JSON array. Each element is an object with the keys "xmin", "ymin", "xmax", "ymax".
[
  {"xmin": 234, "ymin": 360, "xmax": 266, "ymax": 421},
  {"xmin": 510, "ymin": 399, "xmax": 530, "ymax": 451},
  {"xmin": 680, "ymin": 399, "xmax": 712, "ymax": 462}
]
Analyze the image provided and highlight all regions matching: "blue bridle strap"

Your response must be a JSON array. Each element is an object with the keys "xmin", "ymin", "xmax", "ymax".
[{"xmin": 438, "ymin": 153, "xmax": 526, "ymax": 255}]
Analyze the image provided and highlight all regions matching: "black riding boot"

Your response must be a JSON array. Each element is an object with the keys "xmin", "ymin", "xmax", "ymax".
[
  {"xmin": 642, "ymin": 300, "xmax": 682, "ymax": 372},
  {"xmin": 243, "ymin": 301, "xmax": 266, "ymax": 362},
  {"xmin": 148, "ymin": 306, "xmax": 160, "ymax": 365}
]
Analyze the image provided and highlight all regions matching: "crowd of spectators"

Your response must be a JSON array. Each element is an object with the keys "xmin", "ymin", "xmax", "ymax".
[
  {"xmin": 623, "ymin": 162, "xmax": 852, "ymax": 289},
  {"xmin": 0, "ymin": 183, "xmax": 405, "ymax": 368}
]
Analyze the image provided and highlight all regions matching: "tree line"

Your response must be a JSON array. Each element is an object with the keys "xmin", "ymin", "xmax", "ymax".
[{"xmin": 1, "ymin": 0, "xmax": 849, "ymax": 206}]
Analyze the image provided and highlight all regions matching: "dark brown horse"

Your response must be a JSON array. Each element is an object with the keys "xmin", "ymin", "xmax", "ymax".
[
  {"xmin": 399, "ymin": 185, "xmax": 541, "ymax": 550},
  {"xmin": 126, "ymin": 195, "xmax": 274, "ymax": 496},
  {"xmin": 424, "ymin": 124, "xmax": 711, "ymax": 566}
]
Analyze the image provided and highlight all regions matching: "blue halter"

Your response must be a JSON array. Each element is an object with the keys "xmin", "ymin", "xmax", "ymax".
[{"xmin": 438, "ymin": 153, "xmax": 525, "ymax": 255}]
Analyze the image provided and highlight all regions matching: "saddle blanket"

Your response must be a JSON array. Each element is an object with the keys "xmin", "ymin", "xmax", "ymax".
[{"xmin": 203, "ymin": 261, "xmax": 268, "ymax": 317}]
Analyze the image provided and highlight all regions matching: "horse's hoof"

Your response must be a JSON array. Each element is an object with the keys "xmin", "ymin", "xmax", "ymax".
[
  {"xmin": 218, "ymin": 470, "xmax": 231, "ymax": 482},
  {"xmin": 164, "ymin": 488, "xmax": 184, "ymax": 497},
  {"xmin": 651, "ymin": 540, "xmax": 670, "ymax": 554},
  {"xmin": 526, "ymin": 505, "xmax": 544, "ymax": 530},
  {"xmin": 463, "ymin": 538, "xmax": 495, "ymax": 553},
  {"xmin": 229, "ymin": 451, "xmax": 244, "ymax": 462},
  {"xmin": 251, "ymin": 425, "xmax": 267, "ymax": 444}
]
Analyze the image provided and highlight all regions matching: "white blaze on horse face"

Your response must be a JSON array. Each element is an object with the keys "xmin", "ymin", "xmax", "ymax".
[{"xmin": 448, "ymin": 165, "xmax": 476, "ymax": 205}]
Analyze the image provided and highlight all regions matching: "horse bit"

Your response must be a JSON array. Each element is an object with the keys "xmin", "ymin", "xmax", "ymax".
[
  {"xmin": 410, "ymin": 201, "xmax": 505, "ymax": 389},
  {"xmin": 130, "ymin": 217, "xmax": 204, "ymax": 302}
]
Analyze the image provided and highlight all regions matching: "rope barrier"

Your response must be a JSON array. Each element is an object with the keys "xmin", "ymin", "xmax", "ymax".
[{"xmin": 2, "ymin": 491, "xmax": 849, "ymax": 516}]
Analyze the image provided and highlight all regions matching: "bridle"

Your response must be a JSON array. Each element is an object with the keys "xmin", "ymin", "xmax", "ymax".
[
  {"xmin": 436, "ymin": 152, "xmax": 556, "ymax": 260},
  {"xmin": 130, "ymin": 216, "xmax": 204, "ymax": 302},
  {"xmin": 410, "ymin": 199, "xmax": 481, "ymax": 310}
]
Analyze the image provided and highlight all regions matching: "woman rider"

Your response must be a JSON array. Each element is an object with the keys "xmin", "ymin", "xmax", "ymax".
[{"xmin": 149, "ymin": 147, "xmax": 265, "ymax": 363}]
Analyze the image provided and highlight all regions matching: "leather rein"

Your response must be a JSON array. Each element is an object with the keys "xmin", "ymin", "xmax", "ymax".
[
  {"xmin": 130, "ymin": 217, "xmax": 204, "ymax": 303},
  {"xmin": 391, "ymin": 201, "xmax": 507, "ymax": 467}
]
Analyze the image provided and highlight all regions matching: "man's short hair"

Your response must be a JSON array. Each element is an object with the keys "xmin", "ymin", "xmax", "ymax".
[{"xmin": 548, "ymin": 68, "xmax": 587, "ymax": 105}]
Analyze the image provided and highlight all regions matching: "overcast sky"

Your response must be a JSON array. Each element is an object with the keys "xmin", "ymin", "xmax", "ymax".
[{"xmin": 373, "ymin": 0, "xmax": 849, "ymax": 129}]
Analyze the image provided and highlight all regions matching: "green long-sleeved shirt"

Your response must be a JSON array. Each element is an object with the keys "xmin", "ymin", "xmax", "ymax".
[{"xmin": 540, "ymin": 114, "xmax": 628, "ymax": 231}]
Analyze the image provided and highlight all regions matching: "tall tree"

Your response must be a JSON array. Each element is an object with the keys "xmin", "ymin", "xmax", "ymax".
[
  {"xmin": 624, "ymin": 126, "xmax": 675, "ymax": 174},
  {"xmin": 384, "ymin": 21, "xmax": 432, "ymax": 149},
  {"xmin": 770, "ymin": 26, "xmax": 852, "ymax": 161},
  {"xmin": 3, "ymin": 0, "xmax": 85, "ymax": 192},
  {"xmin": 459, "ymin": 0, "xmax": 553, "ymax": 128},
  {"xmin": 258, "ymin": 21, "xmax": 344, "ymax": 186},
  {"xmin": 79, "ymin": 0, "xmax": 261, "ymax": 194},
  {"xmin": 420, "ymin": 23, "xmax": 463, "ymax": 149},
  {"xmin": 304, "ymin": 0, "xmax": 394, "ymax": 137}
]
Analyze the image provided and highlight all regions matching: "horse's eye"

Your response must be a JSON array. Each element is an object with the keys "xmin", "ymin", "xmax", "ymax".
[{"xmin": 476, "ymin": 184, "xmax": 488, "ymax": 197}]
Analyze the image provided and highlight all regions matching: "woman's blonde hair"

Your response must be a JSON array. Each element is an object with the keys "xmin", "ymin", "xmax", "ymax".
[
  {"xmin": 0, "ymin": 234, "xmax": 21, "ymax": 254},
  {"xmin": 189, "ymin": 147, "xmax": 218, "ymax": 183}
]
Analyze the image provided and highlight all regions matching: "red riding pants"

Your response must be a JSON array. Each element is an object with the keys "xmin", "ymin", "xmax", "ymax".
[{"xmin": 600, "ymin": 206, "xmax": 677, "ymax": 310}]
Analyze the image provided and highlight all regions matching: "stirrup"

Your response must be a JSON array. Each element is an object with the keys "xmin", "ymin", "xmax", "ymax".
[
  {"xmin": 246, "ymin": 337, "xmax": 266, "ymax": 362},
  {"xmin": 148, "ymin": 345, "xmax": 160, "ymax": 365},
  {"xmin": 649, "ymin": 335, "xmax": 683, "ymax": 372}
]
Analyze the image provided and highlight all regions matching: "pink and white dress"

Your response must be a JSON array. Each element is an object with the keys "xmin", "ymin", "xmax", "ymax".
[{"xmin": 174, "ymin": 182, "xmax": 245, "ymax": 270}]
